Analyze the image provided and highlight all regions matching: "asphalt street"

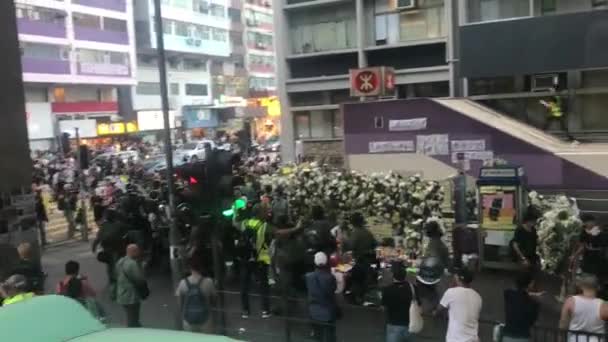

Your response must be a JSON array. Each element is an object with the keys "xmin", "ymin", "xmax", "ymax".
[{"xmin": 41, "ymin": 241, "xmax": 564, "ymax": 341}]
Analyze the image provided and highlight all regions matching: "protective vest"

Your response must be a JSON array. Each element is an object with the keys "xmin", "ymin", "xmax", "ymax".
[
  {"xmin": 2, "ymin": 292, "xmax": 34, "ymax": 305},
  {"xmin": 549, "ymin": 97, "xmax": 563, "ymax": 118},
  {"xmin": 243, "ymin": 219, "xmax": 270, "ymax": 264}
]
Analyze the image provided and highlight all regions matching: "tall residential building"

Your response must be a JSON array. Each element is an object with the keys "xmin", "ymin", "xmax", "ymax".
[
  {"xmin": 18, "ymin": 0, "xmax": 137, "ymax": 149},
  {"xmin": 243, "ymin": 0, "xmax": 276, "ymax": 98},
  {"xmin": 274, "ymin": 0, "xmax": 451, "ymax": 162},
  {"xmin": 133, "ymin": 0, "xmax": 232, "ymax": 134}
]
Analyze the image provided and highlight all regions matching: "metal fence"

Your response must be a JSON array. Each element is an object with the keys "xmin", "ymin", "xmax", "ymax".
[{"xmin": 204, "ymin": 290, "xmax": 606, "ymax": 342}]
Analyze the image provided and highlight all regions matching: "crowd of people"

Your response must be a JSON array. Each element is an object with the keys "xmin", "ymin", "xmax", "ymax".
[{"xmin": 3, "ymin": 140, "xmax": 608, "ymax": 342}]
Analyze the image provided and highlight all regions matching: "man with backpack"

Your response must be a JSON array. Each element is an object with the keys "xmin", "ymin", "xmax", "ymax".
[{"xmin": 176, "ymin": 260, "xmax": 217, "ymax": 333}]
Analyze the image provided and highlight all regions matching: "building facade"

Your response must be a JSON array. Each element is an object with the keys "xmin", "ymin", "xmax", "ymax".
[
  {"xmin": 18, "ymin": 0, "xmax": 137, "ymax": 149},
  {"xmin": 274, "ymin": 0, "xmax": 608, "ymax": 163},
  {"xmin": 274, "ymin": 0, "xmax": 451, "ymax": 162},
  {"xmin": 133, "ymin": 0, "xmax": 231, "ymax": 136}
]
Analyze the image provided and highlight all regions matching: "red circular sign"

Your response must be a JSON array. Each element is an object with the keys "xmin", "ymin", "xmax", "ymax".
[{"xmin": 354, "ymin": 70, "xmax": 379, "ymax": 94}]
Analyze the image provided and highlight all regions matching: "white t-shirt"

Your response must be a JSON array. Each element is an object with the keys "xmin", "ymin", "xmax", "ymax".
[{"xmin": 440, "ymin": 287, "xmax": 482, "ymax": 342}]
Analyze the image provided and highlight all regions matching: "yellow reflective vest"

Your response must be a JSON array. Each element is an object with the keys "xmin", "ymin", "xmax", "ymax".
[
  {"xmin": 549, "ymin": 97, "xmax": 563, "ymax": 118},
  {"xmin": 2, "ymin": 292, "xmax": 34, "ymax": 306},
  {"xmin": 242, "ymin": 219, "xmax": 271, "ymax": 265}
]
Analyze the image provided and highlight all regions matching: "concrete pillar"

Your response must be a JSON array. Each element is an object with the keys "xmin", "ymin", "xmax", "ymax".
[
  {"xmin": 0, "ymin": 0, "xmax": 33, "ymax": 192},
  {"xmin": 273, "ymin": 0, "xmax": 295, "ymax": 162}
]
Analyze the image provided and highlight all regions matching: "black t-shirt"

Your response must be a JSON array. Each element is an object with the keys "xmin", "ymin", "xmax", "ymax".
[
  {"xmin": 580, "ymin": 230, "xmax": 607, "ymax": 275},
  {"xmin": 381, "ymin": 282, "xmax": 418, "ymax": 326},
  {"xmin": 503, "ymin": 289, "xmax": 540, "ymax": 338},
  {"xmin": 512, "ymin": 226, "xmax": 538, "ymax": 260}
]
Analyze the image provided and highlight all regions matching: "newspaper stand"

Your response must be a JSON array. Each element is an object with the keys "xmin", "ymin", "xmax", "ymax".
[{"xmin": 476, "ymin": 166, "xmax": 528, "ymax": 270}]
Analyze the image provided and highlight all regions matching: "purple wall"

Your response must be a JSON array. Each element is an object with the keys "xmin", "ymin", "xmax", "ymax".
[
  {"xmin": 73, "ymin": 0, "xmax": 126, "ymax": 12},
  {"xmin": 74, "ymin": 26, "xmax": 129, "ymax": 45},
  {"xmin": 21, "ymin": 57, "xmax": 70, "ymax": 74},
  {"xmin": 17, "ymin": 18, "xmax": 66, "ymax": 38},
  {"xmin": 343, "ymin": 98, "xmax": 608, "ymax": 190}
]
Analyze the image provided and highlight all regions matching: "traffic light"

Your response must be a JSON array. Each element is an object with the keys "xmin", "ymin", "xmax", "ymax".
[{"xmin": 78, "ymin": 145, "xmax": 89, "ymax": 169}]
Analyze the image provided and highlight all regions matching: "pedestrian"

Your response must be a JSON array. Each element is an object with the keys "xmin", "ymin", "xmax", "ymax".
[
  {"xmin": 510, "ymin": 213, "xmax": 539, "ymax": 269},
  {"xmin": 35, "ymin": 190, "xmax": 48, "ymax": 247},
  {"xmin": 569, "ymin": 214, "xmax": 606, "ymax": 285},
  {"xmin": 344, "ymin": 212, "xmax": 377, "ymax": 305},
  {"xmin": 176, "ymin": 260, "xmax": 217, "ymax": 333},
  {"xmin": 11, "ymin": 242, "xmax": 45, "ymax": 294},
  {"xmin": 56, "ymin": 260, "xmax": 106, "ymax": 321},
  {"xmin": 435, "ymin": 269, "xmax": 482, "ymax": 342},
  {"xmin": 0, "ymin": 274, "xmax": 35, "ymax": 306},
  {"xmin": 559, "ymin": 274, "xmax": 605, "ymax": 342},
  {"xmin": 93, "ymin": 208, "xmax": 127, "ymax": 285},
  {"xmin": 382, "ymin": 261, "xmax": 420, "ymax": 342},
  {"xmin": 502, "ymin": 273, "xmax": 541, "ymax": 342},
  {"xmin": 115, "ymin": 244, "xmax": 147, "ymax": 327},
  {"xmin": 270, "ymin": 186, "xmax": 288, "ymax": 226},
  {"xmin": 306, "ymin": 252, "xmax": 338, "ymax": 342},
  {"xmin": 56, "ymin": 260, "xmax": 97, "ymax": 299},
  {"xmin": 237, "ymin": 205, "xmax": 272, "ymax": 319},
  {"xmin": 540, "ymin": 85, "xmax": 573, "ymax": 140},
  {"xmin": 424, "ymin": 221, "xmax": 450, "ymax": 271},
  {"xmin": 58, "ymin": 183, "xmax": 78, "ymax": 239}
]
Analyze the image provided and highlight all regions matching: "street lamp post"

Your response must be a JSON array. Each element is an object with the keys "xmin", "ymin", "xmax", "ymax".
[{"xmin": 152, "ymin": 0, "xmax": 181, "ymax": 315}]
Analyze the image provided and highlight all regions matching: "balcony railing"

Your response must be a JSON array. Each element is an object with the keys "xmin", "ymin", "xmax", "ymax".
[
  {"xmin": 249, "ymin": 64, "xmax": 274, "ymax": 73},
  {"xmin": 17, "ymin": 18, "xmax": 66, "ymax": 38},
  {"xmin": 21, "ymin": 57, "xmax": 70, "ymax": 74},
  {"xmin": 74, "ymin": 26, "xmax": 129, "ymax": 45},
  {"xmin": 72, "ymin": 0, "xmax": 126, "ymax": 12},
  {"xmin": 77, "ymin": 62, "xmax": 130, "ymax": 77}
]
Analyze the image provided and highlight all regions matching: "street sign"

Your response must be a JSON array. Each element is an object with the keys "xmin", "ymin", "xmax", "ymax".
[{"xmin": 350, "ymin": 67, "xmax": 396, "ymax": 97}]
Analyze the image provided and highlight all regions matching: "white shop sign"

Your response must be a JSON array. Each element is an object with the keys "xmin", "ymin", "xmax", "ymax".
[
  {"xmin": 369, "ymin": 140, "xmax": 415, "ymax": 153},
  {"xmin": 388, "ymin": 118, "xmax": 427, "ymax": 132}
]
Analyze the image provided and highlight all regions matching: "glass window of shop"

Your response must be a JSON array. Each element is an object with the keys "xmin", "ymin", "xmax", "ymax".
[{"xmin": 466, "ymin": 0, "xmax": 530, "ymax": 23}]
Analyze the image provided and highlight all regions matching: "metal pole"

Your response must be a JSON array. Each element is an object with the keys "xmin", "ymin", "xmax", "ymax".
[
  {"xmin": 153, "ymin": 0, "xmax": 182, "ymax": 325},
  {"xmin": 75, "ymin": 128, "xmax": 89, "ymax": 242}
]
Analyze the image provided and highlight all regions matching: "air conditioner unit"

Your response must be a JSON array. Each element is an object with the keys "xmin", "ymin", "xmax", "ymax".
[
  {"xmin": 532, "ymin": 74, "xmax": 559, "ymax": 92},
  {"xmin": 186, "ymin": 37, "xmax": 195, "ymax": 45},
  {"xmin": 395, "ymin": 0, "xmax": 416, "ymax": 10}
]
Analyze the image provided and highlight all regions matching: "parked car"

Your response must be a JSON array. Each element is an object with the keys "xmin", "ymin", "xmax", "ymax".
[{"xmin": 176, "ymin": 140, "xmax": 216, "ymax": 162}]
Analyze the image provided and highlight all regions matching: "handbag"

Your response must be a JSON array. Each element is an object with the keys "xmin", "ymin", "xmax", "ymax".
[
  {"xmin": 120, "ymin": 260, "xmax": 150, "ymax": 300},
  {"xmin": 408, "ymin": 283, "xmax": 424, "ymax": 334}
]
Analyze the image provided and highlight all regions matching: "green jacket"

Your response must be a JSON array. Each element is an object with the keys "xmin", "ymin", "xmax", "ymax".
[{"xmin": 115, "ymin": 256, "xmax": 145, "ymax": 305}]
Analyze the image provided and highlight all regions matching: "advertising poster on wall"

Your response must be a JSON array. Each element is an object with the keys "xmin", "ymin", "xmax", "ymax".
[
  {"xmin": 479, "ymin": 185, "xmax": 517, "ymax": 231},
  {"xmin": 416, "ymin": 134, "xmax": 449, "ymax": 156},
  {"xmin": 26, "ymin": 103, "xmax": 54, "ymax": 140},
  {"xmin": 451, "ymin": 139, "xmax": 486, "ymax": 152}
]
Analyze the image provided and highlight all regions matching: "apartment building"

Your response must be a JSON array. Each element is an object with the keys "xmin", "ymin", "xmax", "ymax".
[
  {"xmin": 18, "ymin": 0, "xmax": 137, "ymax": 149},
  {"xmin": 133, "ymin": 0, "xmax": 232, "ymax": 134},
  {"xmin": 274, "ymin": 0, "xmax": 452, "ymax": 162}
]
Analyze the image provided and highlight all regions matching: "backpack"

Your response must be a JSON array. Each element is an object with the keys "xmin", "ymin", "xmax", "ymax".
[{"xmin": 182, "ymin": 278, "xmax": 209, "ymax": 325}]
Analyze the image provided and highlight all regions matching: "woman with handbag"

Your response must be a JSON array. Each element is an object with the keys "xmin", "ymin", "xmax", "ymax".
[{"xmin": 382, "ymin": 261, "xmax": 422, "ymax": 342}]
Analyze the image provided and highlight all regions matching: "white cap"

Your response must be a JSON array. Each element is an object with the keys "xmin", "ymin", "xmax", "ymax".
[{"xmin": 314, "ymin": 252, "xmax": 328, "ymax": 266}]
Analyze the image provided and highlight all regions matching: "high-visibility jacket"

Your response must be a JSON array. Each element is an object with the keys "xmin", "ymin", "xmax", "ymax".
[
  {"xmin": 549, "ymin": 97, "xmax": 563, "ymax": 118},
  {"xmin": 242, "ymin": 218, "xmax": 270, "ymax": 264},
  {"xmin": 2, "ymin": 292, "xmax": 34, "ymax": 306}
]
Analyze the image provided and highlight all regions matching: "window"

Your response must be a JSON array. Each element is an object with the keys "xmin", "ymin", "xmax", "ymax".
[
  {"xmin": 295, "ymin": 113, "xmax": 310, "ymax": 139},
  {"xmin": 294, "ymin": 110, "xmax": 342, "ymax": 139},
  {"xmin": 73, "ymin": 13, "xmax": 100, "ymax": 29},
  {"xmin": 16, "ymin": 5, "xmax": 65, "ymax": 24},
  {"xmin": 193, "ymin": 0, "xmax": 209, "ymax": 14},
  {"xmin": 249, "ymin": 77, "xmax": 275, "ymax": 90},
  {"xmin": 170, "ymin": 83, "xmax": 180, "ymax": 95},
  {"xmin": 136, "ymin": 82, "xmax": 161, "ymax": 95},
  {"xmin": 104, "ymin": 18, "xmax": 127, "ymax": 32},
  {"xmin": 162, "ymin": 19, "xmax": 173, "ymax": 34},
  {"xmin": 467, "ymin": 0, "xmax": 530, "ymax": 23},
  {"xmin": 175, "ymin": 21, "xmax": 189, "ymax": 36},
  {"xmin": 184, "ymin": 59, "xmax": 207, "ymax": 70},
  {"xmin": 185, "ymin": 83, "xmax": 208, "ymax": 96},
  {"xmin": 210, "ymin": 4, "xmax": 225, "ymax": 17},
  {"xmin": 21, "ymin": 42, "xmax": 63, "ymax": 59},
  {"xmin": 399, "ymin": 4, "xmax": 444, "ymax": 42},
  {"xmin": 212, "ymin": 28, "xmax": 227, "ymax": 42}
]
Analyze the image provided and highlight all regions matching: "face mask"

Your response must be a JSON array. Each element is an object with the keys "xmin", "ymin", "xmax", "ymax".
[{"xmin": 588, "ymin": 226, "xmax": 601, "ymax": 236}]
